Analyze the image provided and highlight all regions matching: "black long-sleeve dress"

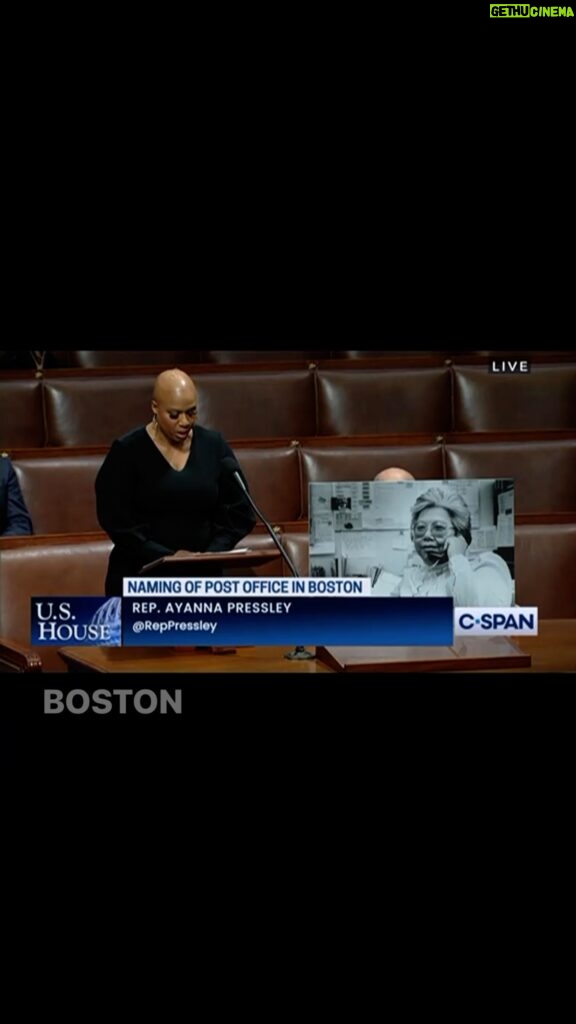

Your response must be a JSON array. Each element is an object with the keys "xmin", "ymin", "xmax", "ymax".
[{"xmin": 95, "ymin": 425, "xmax": 256, "ymax": 596}]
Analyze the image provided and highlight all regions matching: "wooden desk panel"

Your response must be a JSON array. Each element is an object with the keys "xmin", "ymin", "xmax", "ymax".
[
  {"xmin": 58, "ymin": 645, "xmax": 332, "ymax": 674},
  {"xmin": 58, "ymin": 621, "xmax": 575, "ymax": 674}
]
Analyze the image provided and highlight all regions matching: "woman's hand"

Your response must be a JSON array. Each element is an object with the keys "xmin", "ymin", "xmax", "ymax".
[{"xmin": 445, "ymin": 534, "xmax": 469, "ymax": 559}]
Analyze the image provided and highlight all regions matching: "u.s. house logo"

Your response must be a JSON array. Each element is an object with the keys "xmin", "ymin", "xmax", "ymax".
[
  {"xmin": 490, "ymin": 4, "xmax": 574, "ymax": 14},
  {"xmin": 31, "ymin": 598, "xmax": 121, "ymax": 644}
]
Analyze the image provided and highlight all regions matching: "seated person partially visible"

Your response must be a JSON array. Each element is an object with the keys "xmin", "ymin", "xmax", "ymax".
[
  {"xmin": 374, "ymin": 467, "xmax": 415, "ymax": 482},
  {"xmin": 0, "ymin": 454, "xmax": 33, "ymax": 536}
]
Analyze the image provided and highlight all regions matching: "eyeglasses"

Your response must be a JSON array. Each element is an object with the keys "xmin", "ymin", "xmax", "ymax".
[{"xmin": 413, "ymin": 522, "xmax": 455, "ymax": 539}]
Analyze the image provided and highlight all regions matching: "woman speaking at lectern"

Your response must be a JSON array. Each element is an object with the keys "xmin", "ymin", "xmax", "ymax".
[{"xmin": 95, "ymin": 369, "xmax": 256, "ymax": 596}]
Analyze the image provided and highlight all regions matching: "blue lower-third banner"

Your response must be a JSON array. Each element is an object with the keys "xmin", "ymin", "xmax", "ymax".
[
  {"xmin": 30, "ymin": 595, "xmax": 454, "ymax": 647},
  {"xmin": 121, "ymin": 596, "xmax": 454, "ymax": 646},
  {"xmin": 126, "ymin": 596, "xmax": 456, "ymax": 645}
]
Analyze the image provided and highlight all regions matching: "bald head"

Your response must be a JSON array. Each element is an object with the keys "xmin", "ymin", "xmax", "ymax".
[
  {"xmin": 153, "ymin": 369, "xmax": 196, "ymax": 405},
  {"xmin": 374, "ymin": 467, "xmax": 415, "ymax": 482},
  {"xmin": 151, "ymin": 369, "xmax": 198, "ymax": 445}
]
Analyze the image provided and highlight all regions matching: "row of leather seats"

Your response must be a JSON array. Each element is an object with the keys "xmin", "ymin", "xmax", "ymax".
[
  {"xmin": 7, "ymin": 435, "xmax": 576, "ymax": 534},
  {"xmin": 2, "ymin": 523, "xmax": 575, "ymax": 671},
  {"xmin": 2, "ymin": 363, "xmax": 575, "ymax": 448},
  {"xmin": 3, "ymin": 347, "xmax": 574, "ymax": 369}
]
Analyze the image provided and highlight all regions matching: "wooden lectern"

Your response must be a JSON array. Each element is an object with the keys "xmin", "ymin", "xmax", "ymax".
[
  {"xmin": 138, "ymin": 547, "xmax": 281, "ymax": 654},
  {"xmin": 315, "ymin": 636, "xmax": 531, "ymax": 673},
  {"xmin": 139, "ymin": 548, "xmax": 280, "ymax": 574}
]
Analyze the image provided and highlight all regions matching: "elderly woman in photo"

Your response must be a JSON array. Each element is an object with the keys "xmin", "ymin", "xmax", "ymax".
[{"xmin": 387, "ymin": 486, "xmax": 513, "ymax": 606}]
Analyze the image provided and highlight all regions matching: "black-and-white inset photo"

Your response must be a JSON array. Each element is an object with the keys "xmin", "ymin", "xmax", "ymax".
[{"xmin": 309, "ymin": 479, "xmax": 515, "ymax": 607}]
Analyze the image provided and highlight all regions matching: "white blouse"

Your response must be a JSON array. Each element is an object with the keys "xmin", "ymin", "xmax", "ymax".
[{"xmin": 379, "ymin": 551, "xmax": 513, "ymax": 606}]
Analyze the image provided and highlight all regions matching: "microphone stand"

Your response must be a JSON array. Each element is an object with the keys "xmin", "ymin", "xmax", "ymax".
[{"xmin": 225, "ymin": 463, "xmax": 314, "ymax": 660}]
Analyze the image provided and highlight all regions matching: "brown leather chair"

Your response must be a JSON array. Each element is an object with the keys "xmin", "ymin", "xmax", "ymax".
[
  {"xmin": 43, "ymin": 370, "xmax": 317, "ymax": 446},
  {"xmin": 452, "ymin": 364, "xmax": 576, "ymax": 431},
  {"xmin": 0, "ymin": 537, "xmax": 112, "ymax": 672},
  {"xmin": 281, "ymin": 533, "xmax": 310, "ymax": 577},
  {"xmin": 444, "ymin": 439, "xmax": 576, "ymax": 514},
  {"xmin": 0, "ymin": 379, "xmax": 45, "ymax": 448},
  {"xmin": 190, "ymin": 370, "xmax": 317, "ymax": 440},
  {"xmin": 515, "ymin": 523, "xmax": 576, "ymax": 617},
  {"xmin": 234, "ymin": 444, "xmax": 302, "ymax": 523},
  {"xmin": 12, "ymin": 453, "xmax": 106, "ymax": 534},
  {"xmin": 43, "ymin": 375, "xmax": 156, "ymax": 446},
  {"xmin": 316, "ymin": 368, "xmax": 452, "ymax": 435},
  {"xmin": 299, "ymin": 441, "xmax": 443, "ymax": 517}
]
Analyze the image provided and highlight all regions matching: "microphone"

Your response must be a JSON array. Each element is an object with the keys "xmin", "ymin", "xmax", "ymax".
[{"xmin": 221, "ymin": 456, "xmax": 314, "ymax": 660}]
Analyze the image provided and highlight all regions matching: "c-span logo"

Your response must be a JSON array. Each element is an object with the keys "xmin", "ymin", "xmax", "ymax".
[{"xmin": 455, "ymin": 607, "xmax": 538, "ymax": 636}]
